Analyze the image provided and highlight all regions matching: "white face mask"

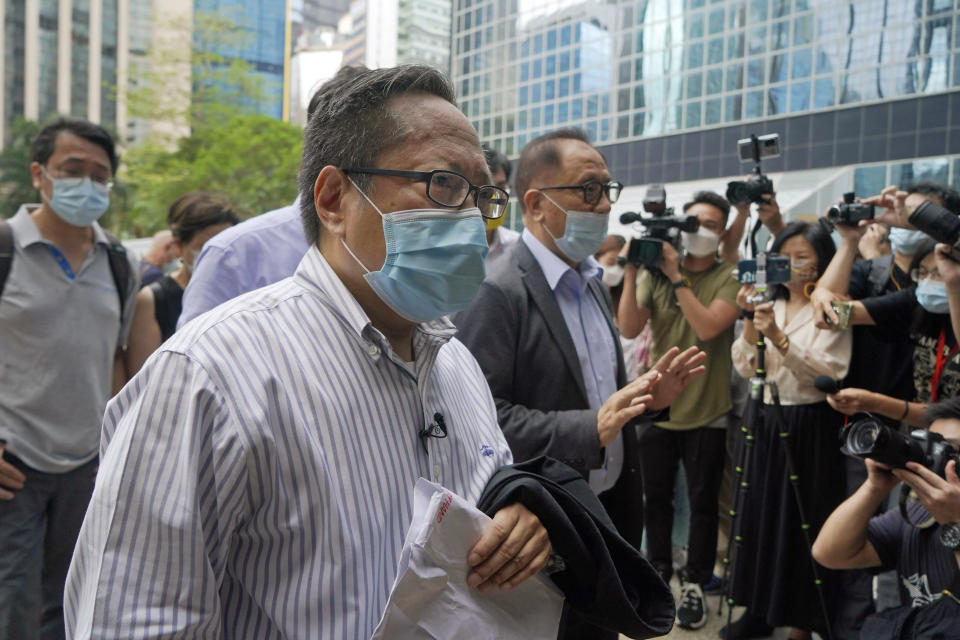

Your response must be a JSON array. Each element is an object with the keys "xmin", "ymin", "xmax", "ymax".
[
  {"xmin": 681, "ymin": 227, "xmax": 720, "ymax": 258},
  {"xmin": 601, "ymin": 263, "xmax": 624, "ymax": 288}
]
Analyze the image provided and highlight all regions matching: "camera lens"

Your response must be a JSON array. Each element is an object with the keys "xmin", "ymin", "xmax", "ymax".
[{"xmin": 845, "ymin": 421, "xmax": 880, "ymax": 455}]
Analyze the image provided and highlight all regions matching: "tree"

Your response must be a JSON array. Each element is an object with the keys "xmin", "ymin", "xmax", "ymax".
[
  {"xmin": 0, "ymin": 118, "xmax": 43, "ymax": 217},
  {"xmin": 115, "ymin": 113, "xmax": 302, "ymax": 236}
]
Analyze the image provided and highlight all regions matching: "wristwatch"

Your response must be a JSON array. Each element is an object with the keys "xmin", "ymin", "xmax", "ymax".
[
  {"xmin": 939, "ymin": 522, "xmax": 960, "ymax": 550},
  {"xmin": 671, "ymin": 276, "xmax": 690, "ymax": 290}
]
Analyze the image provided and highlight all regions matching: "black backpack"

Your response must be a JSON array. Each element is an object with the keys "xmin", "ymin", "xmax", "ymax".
[{"xmin": 0, "ymin": 219, "xmax": 132, "ymax": 318}]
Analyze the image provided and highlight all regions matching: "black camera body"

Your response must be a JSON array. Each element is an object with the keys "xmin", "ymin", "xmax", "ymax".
[
  {"xmin": 908, "ymin": 199, "xmax": 960, "ymax": 262},
  {"xmin": 827, "ymin": 192, "xmax": 875, "ymax": 225},
  {"xmin": 840, "ymin": 418, "xmax": 960, "ymax": 478},
  {"xmin": 726, "ymin": 133, "xmax": 779, "ymax": 206},
  {"xmin": 619, "ymin": 185, "xmax": 699, "ymax": 269}
]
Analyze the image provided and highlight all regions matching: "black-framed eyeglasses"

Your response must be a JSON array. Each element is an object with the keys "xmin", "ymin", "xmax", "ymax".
[
  {"xmin": 342, "ymin": 168, "xmax": 509, "ymax": 219},
  {"xmin": 538, "ymin": 180, "xmax": 623, "ymax": 205}
]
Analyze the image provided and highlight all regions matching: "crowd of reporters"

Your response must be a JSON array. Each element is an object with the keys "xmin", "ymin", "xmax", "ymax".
[{"xmin": 1, "ymin": 62, "xmax": 960, "ymax": 640}]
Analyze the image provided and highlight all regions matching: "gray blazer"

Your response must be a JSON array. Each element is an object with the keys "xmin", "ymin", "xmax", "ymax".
[{"xmin": 456, "ymin": 238, "xmax": 648, "ymax": 546}]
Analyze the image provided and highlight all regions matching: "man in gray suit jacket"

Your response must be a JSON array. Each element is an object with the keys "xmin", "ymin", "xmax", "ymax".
[{"xmin": 456, "ymin": 127, "xmax": 704, "ymax": 580}]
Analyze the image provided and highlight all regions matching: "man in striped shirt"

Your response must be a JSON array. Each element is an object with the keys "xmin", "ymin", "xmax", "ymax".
[{"xmin": 64, "ymin": 66, "xmax": 557, "ymax": 638}]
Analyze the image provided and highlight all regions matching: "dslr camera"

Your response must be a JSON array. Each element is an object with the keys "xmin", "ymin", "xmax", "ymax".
[
  {"xmin": 909, "ymin": 199, "xmax": 960, "ymax": 262},
  {"xmin": 827, "ymin": 192, "xmax": 875, "ymax": 225},
  {"xmin": 726, "ymin": 133, "xmax": 779, "ymax": 206},
  {"xmin": 840, "ymin": 418, "xmax": 960, "ymax": 478},
  {"xmin": 619, "ymin": 185, "xmax": 699, "ymax": 269}
]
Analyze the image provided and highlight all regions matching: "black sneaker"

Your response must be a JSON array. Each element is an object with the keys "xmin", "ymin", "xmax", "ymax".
[
  {"xmin": 718, "ymin": 613, "xmax": 774, "ymax": 639},
  {"xmin": 676, "ymin": 581, "xmax": 707, "ymax": 630}
]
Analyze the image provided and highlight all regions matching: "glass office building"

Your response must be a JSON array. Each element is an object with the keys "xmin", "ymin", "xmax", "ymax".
[
  {"xmin": 452, "ymin": 0, "xmax": 960, "ymax": 207},
  {"xmin": 194, "ymin": 0, "xmax": 287, "ymax": 119}
]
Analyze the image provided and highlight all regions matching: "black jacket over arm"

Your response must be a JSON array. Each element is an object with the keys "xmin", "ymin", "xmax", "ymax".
[{"xmin": 477, "ymin": 457, "xmax": 674, "ymax": 640}]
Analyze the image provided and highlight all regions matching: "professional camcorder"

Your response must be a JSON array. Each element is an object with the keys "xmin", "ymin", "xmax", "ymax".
[
  {"xmin": 726, "ymin": 133, "xmax": 779, "ymax": 206},
  {"xmin": 619, "ymin": 184, "xmax": 699, "ymax": 268},
  {"xmin": 908, "ymin": 199, "xmax": 960, "ymax": 261},
  {"xmin": 827, "ymin": 192, "xmax": 875, "ymax": 226},
  {"xmin": 840, "ymin": 418, "xmax": 960, "ymax": 478}
]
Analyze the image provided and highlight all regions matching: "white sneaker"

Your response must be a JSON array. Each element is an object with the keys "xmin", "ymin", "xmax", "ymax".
[{"xmin": 676, "ymin": 581, "xmax": 707, "ymax": 630}]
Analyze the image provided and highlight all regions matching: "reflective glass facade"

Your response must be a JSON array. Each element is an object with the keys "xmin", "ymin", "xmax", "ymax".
[
  {"xmin": 3, "ymin": 2, "xmax": 26, "ymax": 133},
  {"xmin": 453, "ymin": 0, "xmax": 960, "ymax": 156},
  {"xmin": 37, "ymin": 0, "xmax": 59, "ymax": 121},
  {"xmin": 102, "ymin": 0, "xmax": 119, "ymax": 128},
  {"xmin": 194, "ymin": 0, "xmax": 287, "ymax": 119},
  {"xmin": 71, "ymin": 0, "xmax": 91, "ymax": 119}
]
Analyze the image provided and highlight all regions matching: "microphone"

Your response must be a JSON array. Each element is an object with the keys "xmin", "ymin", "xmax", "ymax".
[
  {"xmin": 419, "ymin": 412, "xmax": 448, "ymax": 440},
  {"xmin": 619, "ymin": 211, "xmax": 643, "ymax": 224},
  {"xmin": 813, "ymin": 375, "xmax": 841, "ymax": 394}
]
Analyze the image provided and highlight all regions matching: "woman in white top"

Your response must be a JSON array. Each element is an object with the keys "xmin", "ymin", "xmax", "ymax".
[{"xmin": 728, "ymin": 221, "xmax": 852, "ymax": 640}]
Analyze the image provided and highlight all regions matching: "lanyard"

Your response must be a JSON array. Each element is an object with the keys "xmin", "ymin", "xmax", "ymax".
[{"xmin": 930, "ymin": 328, "xmax": 958, "ymax": 402}]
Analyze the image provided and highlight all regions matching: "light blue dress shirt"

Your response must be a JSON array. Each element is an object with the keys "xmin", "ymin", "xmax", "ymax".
[
  {"xmin": 177, "ymin": 197, "xmax": 308, "ymax": 329},
  {"xmin": 521, "ymin": 230, "xmax": 621, "ymax": 493}
]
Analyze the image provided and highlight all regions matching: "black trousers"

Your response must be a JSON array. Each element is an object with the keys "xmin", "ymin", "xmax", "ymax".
[{"xmin": 639, "ymin": 424, "xmax": 727, "ymax": 585}]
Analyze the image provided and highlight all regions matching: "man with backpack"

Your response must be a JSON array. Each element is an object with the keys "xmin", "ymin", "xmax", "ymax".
[{"xmin": 0, "ymin": 118, "xmax": 138, "ymax": 639}]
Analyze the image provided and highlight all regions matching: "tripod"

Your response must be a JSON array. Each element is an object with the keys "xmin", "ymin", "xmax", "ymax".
[{"xmin": 720, "ymin": 316, "xmax": 834, "ymax": 640}]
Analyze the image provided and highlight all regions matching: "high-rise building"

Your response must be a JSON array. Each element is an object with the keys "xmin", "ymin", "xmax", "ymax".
[
  {"xmin": 338, "ymin": 0, "xmax": 453, "ymax": 73},
  {"xmin": 452, "ymin": 0, "xmax": 960, "ymax": 220},
  {"xmin": 1, "ymin": 0, "xmax": 125, "ymax": 145},
  {"xmin": 193, "ymin": 0, "xmax": 287, "ymax": 120}
]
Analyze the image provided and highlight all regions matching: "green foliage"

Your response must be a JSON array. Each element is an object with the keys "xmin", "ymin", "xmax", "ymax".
[
  {"xmin": 114, "ymin": 114, "xmax": 302, "ymax": 236},
  {"xmin": 0, "ymin": 118, "xmax": 43, "ymax": 217}
]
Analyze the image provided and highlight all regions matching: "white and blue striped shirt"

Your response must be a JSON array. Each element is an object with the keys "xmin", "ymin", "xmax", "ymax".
[{"xmin": 65, "ymin": 247, "xmax": 513, "ymax": 639}]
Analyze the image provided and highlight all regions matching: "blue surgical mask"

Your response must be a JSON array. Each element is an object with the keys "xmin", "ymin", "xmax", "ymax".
[
  {"xmin": 889, "ymin": 227, "xmax": 928, "ymax": 256},
  {"xmin": 541, "ymin": 193, "xmax": 609, "ymax": 262},
  {"xmin": 343, "ymin": 178, "xmax": 489, "ymax": 323},
  {"xmin": 916, "ymin": 278, "xmax": 950, "ymax": 314},
  {"xmin": 41, "ymin": 166, "xmax": 111, "ymax": 227}
]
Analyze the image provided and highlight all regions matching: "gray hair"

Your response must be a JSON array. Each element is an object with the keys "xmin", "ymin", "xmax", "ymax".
[{"xmin": 297, "ymin": 65, "xmax": 457, "ymax": 245}]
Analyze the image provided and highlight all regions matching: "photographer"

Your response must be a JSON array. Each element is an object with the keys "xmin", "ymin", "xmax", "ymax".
[
  {"xmin": 730, "ymin": 191, "xmax": 787, "ymax": 261},
  {"xmin": 617, "ymin": 190, "xmax": 739, "ymax": 630},
  {"xmin": 828, "ymin": 240, "xmax": 959, "ymax": 428},
  {"xmin": 729, "ymin": 221, "xmax": 851, "ymax": 640},
  {"xmin": 812, "ymin": 398, "xmax": 960, "ymax": 639}
]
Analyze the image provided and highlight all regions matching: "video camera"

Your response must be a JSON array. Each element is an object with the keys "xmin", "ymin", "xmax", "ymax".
[
  {"xmin": 618, "ymin": 184, "xmax": 699, "ymax": 269},
  {"xmin": 736, "ymin": 252, "xmax": 791, "ymax": 304},
  {"xmin": 840, "ymin": 418, "xmax": 960, "ymax": 479},
  {"xmin": 726, "ymin": 133, "xmax": 779, "ymax": 206},
  {"xmin": 908, "ymin": 199, "xmax": 960, "ymax": 262},
  {"xmin": 827, "ymin": 192, "xmax": 875, "ymax": 226}
]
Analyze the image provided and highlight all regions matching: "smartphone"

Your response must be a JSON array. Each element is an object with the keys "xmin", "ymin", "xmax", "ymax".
[{"xmin": 736, "ymin": 256, "xmax": 791, "ymax": 285}]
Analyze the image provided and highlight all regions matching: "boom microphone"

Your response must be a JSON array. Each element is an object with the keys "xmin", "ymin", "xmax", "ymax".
[{"xmin": 619, "ymin": 211, "xmax": 643, "ymax": 224}]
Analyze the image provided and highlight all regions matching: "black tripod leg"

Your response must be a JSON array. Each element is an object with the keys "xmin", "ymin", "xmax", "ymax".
[{"xmin": 768, "ymin": 385, "xmax": 834, "ymax": 640}]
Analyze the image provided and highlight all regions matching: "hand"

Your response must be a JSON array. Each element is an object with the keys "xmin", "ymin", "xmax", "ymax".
[
  {"xmin": 752, "ymin": 302, "xmax": 781, "ymax": 340},
  {"xmin": 864, "ymin": 459, "xmax": 901, "ymax": 494},
  {"xmin": 467, "ymin": 502, "xmax": 552, "ymax": 592},
  {"xmin": 935, "ymin": 243, "xmax": 960, "ymax": 291},
  {"xmin": 737, "ymin": 284, "xmax": 758, "ymax": 312},
  {"xmin": 864, "ymin": 186, "xmax": 915, "ymax": 229},
  {"xmin": 646, "ymin": 346, "xmax": 707, "ymax": 410},
  {"xmin": 734, "ymin": 201, "xmax": 751, "ymax": 217},
  {"xmin": 619, "ymin": 241, "xmax": 638, "ymax": 276},
  {"xmin": 810, "ymin": 286, "xmax": 840, "ymax": 329},
  {"xmin": 858, "ymin": 223, "xmax": 890, "ymax": 260},
  {"xmin": 830, "ymin": 212, "xmax": 868, "ymax": 245},
  {"xmin": 757, "ymin": 194, "xmax": 783, "ymax": 231},
  {"xmin": 0, "ymin": 443, "xmax": 26, "ymax": 500},
  {"xmin": 660, "ymin": 241, "xmax": 681, "ymax": 282},
  {"xmin": 596, "ymin": 374, "xmax": 658, "ymax": 447},
  {"xmin": 892, "ymin": 460, "xmax": 960, "ymax": 526},
  {"xmin": 826, "ymin": 388, "xmax": 877, "ymax": 416}
]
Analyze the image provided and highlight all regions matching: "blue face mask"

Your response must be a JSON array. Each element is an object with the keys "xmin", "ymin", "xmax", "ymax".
[
  {"xmin": 41, "ymin": 166, "xmax": 111, "ymax": 227},
  {"xmin": 916, "ymin": 278, "xmax": 950, "ymax": 314},
  {"xmin": 889, "ymin": 227, "xmax": 928, "ymax": 256},
  {"xmin": 541, "ymin": 193, "xmax": 609, "ymax": 262},
  {"xmin": 342, "ymin": 178, "xmax": 489, "ymax": 323}
]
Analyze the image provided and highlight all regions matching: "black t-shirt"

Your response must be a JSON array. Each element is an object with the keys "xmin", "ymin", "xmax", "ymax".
[
  {"xmin": 862, "ymin": 289, "xmax": 959, "ymax": 402},
  {"xmin": 844, "ymin": 256, "xmax": 915, "ymax": 400},
  {"xmin": 866, "ymin": 502, "xmax": 959, "ymax": 607}
]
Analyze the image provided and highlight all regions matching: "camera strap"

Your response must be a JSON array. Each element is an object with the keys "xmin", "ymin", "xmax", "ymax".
[
  {"xmin": 898, "ymin": 484, "xmax": 937, "ymax": 529},
  {"xmin": 930, "ymin": 329, "xmax": 958, "ymax": 402}
]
